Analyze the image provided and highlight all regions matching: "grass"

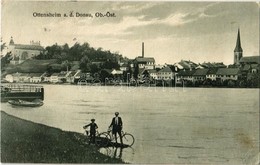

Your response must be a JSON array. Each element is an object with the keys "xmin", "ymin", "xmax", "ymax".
[{"xmin": 1, "ymin": 111, "xmax": 125, "ymax": 163}]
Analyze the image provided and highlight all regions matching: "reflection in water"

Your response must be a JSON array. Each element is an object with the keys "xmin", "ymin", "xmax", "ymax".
[
  {"xmin": 99, "ymin": 146, "xmax": 135, "ymax": 162},
  {"xmin": 113, "ymin": 147, "xmax": 123, "ymax": 159},
  {"xmin": 1, "ymin": 85, "xmax": 259, "ymax": 164}
]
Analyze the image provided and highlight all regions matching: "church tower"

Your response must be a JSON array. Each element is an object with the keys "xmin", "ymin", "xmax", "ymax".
[
  {"xmin": 234, "ymin": 29, "xmax": 243, "ymax": 65},
  {"xmin": 9, "ymin": 36, "xmax": 14, "ymax": 45}
]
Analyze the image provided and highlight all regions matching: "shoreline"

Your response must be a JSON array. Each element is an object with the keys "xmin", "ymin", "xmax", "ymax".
[
  {"xmin": 1, "ymin": 111, "xmax": 125, "ymax": 163},
  {"xmin": 1, "ymin": 82, "xmax": 260, "ymax": 89}
]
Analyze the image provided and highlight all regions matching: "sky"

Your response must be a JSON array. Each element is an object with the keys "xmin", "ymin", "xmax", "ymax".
[{"xmin": 1, "ymin": 1, "xmax": 259, "ymax": 65}]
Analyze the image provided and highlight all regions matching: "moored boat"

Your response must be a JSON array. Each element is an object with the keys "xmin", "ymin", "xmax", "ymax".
[
  {"xmin": 8, "ymin": 99, "xmax": 43, "ymax": 107},
  {"xmin": 1, "ymin": 84, "xmax": 44, "ymax": 102}
]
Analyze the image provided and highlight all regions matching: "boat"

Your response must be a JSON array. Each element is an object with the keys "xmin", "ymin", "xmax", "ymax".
[
  {"xmin": 1, "ymin": 84, "xmax": 44, "ymax": 102},
  {"xmin": 8, "ymin": 99, "xmax": 43, "ymax": 107}
]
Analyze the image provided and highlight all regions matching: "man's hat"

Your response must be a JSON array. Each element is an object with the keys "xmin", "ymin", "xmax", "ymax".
[
  {"xmin": 91, "ymin": 119, "xmax": 95, "ymax": 121},
  {"xmin": 115, "ymin": 112, "xmax": 119, "ymax": 115}
]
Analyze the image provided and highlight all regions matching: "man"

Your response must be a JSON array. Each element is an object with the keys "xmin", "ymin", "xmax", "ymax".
[
  {"xmin": 83, "ymin": 119, "xmax": 98, "ymax": 144},
  {"xmin": 109, "ymin": 112, "xmax": 123, "ymax": 145}
]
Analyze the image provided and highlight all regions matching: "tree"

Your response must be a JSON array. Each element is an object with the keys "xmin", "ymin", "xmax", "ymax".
[
  {"xmin": 101, "ymin": 60, "xmax": 120, "ymax": 69},
  {"xmin": 80, "ymin": 55, "xmax": 90, "ymax": 72},
  {"xmin": 89, "ymin": 64, "xmax": 100, "ymax": 75},
  {"xmin": 1, "ymin": 42, "xmax": 6, "ymax": 52},
  {"xmin": 1, "ymin": 52, "xmax": 12, "ymax": 70},
  {"xmin": 133, "ymin": 63, "xmax": 139, "ymax": 79}
]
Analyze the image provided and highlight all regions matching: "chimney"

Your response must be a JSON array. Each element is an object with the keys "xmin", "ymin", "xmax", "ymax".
[{"xmin": 142, "ymin": 42, "xmax": 144, "ymax": 58}]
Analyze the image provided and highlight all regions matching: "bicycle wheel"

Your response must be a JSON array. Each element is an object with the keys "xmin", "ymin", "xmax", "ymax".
[
  {"xmin": 95, "ymin": 132, "xmax": 110, "ymax": 147},
  {"xmin": 122, "ymin": 133, "xmax": 135, "ymax": 147}
]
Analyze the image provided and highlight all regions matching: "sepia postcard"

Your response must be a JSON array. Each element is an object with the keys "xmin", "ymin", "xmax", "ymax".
[{"xmin": 1, "ymin": 0, "xmax": 259, "ymax": 164}]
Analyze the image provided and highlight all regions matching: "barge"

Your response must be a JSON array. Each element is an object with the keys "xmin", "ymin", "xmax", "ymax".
[{"xmin": 1, "ymin": 84, "xmax": 44, "ymax": 102}]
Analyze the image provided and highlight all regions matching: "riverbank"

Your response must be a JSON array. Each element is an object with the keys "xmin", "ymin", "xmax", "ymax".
[{"xmin": 1, "ymin": 111, "xmax": 124, "ymax": 163}]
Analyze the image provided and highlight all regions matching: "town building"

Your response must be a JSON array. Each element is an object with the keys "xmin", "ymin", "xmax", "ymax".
[
  {"xmin": 30, "ymin": 73, "xmax": 44, "ymax": 83},
  {"xmin": 50, "ymin": 73, "xmax": 59, "ymax": 83},
  {"xmin": 8, "ymin": 37, "xmax": 44, "ymax": 64},
  {"xmin": 206, "ymin": 68, "xmax": 218, "ymax": 81},
  {"xmin": 192, "ymin": 69, "xmax": 209, "ymax": 82},
  {"xmin": 133, "ymin": 42, "xmax": 155, "ymax": 70},
  {"xmin": 157, "ymin": 66, "xmax": 174, "ymax": 80},
  {"xmin": 176, "ymin": 70, "xmax": 196, "ymax": 83},
  {"xmin": 177, "ymin": 60, "xmax": 198, "ymax": 70},
  {"xmin": 147, "ymin": 69, "xmax": 157, "ymax": 80},
  {"xmin": 216, "ymin": 68, "xmax": 240, "ymax": 82}
]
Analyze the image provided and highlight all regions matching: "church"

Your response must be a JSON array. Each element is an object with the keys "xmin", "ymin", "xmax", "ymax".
[
  {"xmin": 8, "ymin": 37, "xmax": 44, "ymax": 64},
  {"xmin": 233, "ymin": 29, "xmax": 259, "ymax": 66}
]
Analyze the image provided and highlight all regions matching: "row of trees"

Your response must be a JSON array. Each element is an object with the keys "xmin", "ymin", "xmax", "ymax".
[
  {"xmin": 34, "ymin": 42, "xmax": 128, "ymax": 73},
  {"xmin": 35, "ymin": 42, "xmax": 125, "ymax": 62}
]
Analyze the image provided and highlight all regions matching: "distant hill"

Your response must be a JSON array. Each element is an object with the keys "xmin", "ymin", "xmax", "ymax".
[{"xmin": 3, "ymin": 59, "xmax": 58, "ymax": 74}]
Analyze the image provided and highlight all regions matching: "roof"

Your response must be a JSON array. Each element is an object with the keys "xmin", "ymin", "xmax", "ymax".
[
  {"xmin": 51, "ymin": 73, "xmax": 60, "ymax": 76},
  {"xmin": 138, "ymin": 68, "xmax": 146, "ymax": 74},
  {"xmin": 193, "ymin": 69, "xmax": 209, "ymax": 76},
  {"xmin": 241, "ymin": 64, "xmax": 251, "ymax": 71},
  {"xmin": 135, "ymin": 57, "xmax": 155, "ymax": 63},
  {"xmin": 147, "ymin": 69, "xmax": 157, "ymax": 74},
  {"xmin": 121, "ymin": 63, "xmax": 128, "ymax": 67},
  {"xmin": 14, "ymin": 44, "xmax": 44, "ymax": 51},
  {"xmin": 102, "ymin": 69, "xmax": 112, "ymax": 74},
  {"xmin": 207, "ymin": 68, "xmax": 218, "ymax": 74},
  {"xmin": 158, "ymin": 66, "xmax": 173, "ymax": 73},
  {"xmin": 111, "ymin": 69, "xmax": 123, "ymax": 75},
  {"xmin": 69, "ymin": 71, "xmax": 77, "ymax": 76},
  {"xmin": 19, "ymin": 73, "xmax": 30, "ymax": 77},
  {"xmin": 216, "ymin": 68, "xmax": 240, "ymax": 75},
  {"xmin": 178, "ymin": 60, "xmax": 198, "ymax": 70},
  {"xmin": 251, "ymin": 64, "xmax": 260, "ymax": 69},
  {"xmin": 30, "ymin": 73, "xmax": 44, "ymax": 77},
  {"xmin": 239, "ymin": 56, "xmax": 260, "ymax": 64},
  {"xmin": 201, "ymin": 62, "xmax": 226, "ymax": 68},
  {"xmin": 234, "ymin": 29, "xmax": 243, "ymax": 52},
  {"xmin": 177, "ymin": 70, "xmax": 196, "ymax": 76}
]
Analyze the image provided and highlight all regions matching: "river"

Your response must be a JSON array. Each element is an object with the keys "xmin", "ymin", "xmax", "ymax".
[{"xmin": 1, "ymin": 85, "xmax": 259, "ymax": 164}]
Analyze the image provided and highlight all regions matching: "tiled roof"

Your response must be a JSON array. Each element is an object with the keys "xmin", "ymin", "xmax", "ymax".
[
  {"xmin": 177, "ymin": 70, "xmax": 196, "ymax": 76},
  {"xmin": 135, "ymin": 57, "xmax": 155, "ymax": 63},
  {"xmin": 158, "ymin": 66, "xmax": 173, "ymax": 73},
  {"xmin": 239, "ymin": 56, "xmax": 260, "ymax": 64},
  {"xmin": 207, "ymin": 68, "xmax": 218, "ymax": 74},
  {"xmin": 51, "ymin": 73, "xmax": 60, "ymax": 76},
  {"xmin": 14, "ymin": 44, "xmax": 44, "ymax": 51},
  {"xmin": 30, "ymin": 73, "xmax": 44, "ymax": 77},
  {"xmin": 193, "ymin": 69, "xmax": 209, "ymax": 76},
  {"xmin": 147, "ymin": 69, "xmax": 157, "ymax": 73},
  {"xmin": 216, "ymin": 68, "xmax": 240, "ymax": 75},
  {"xmin": 178, "ymin": 60, "xmax": 198, "ymax": 70}
]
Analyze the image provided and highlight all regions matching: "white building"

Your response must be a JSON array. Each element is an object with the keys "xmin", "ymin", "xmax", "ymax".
[{"xmin": 157, "ymin": 66, "xmax": 174, "ymax": 80}]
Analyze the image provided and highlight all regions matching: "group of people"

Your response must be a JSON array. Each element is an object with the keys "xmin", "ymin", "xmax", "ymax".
[{"xmin": 83, "ymin": 112, "xmax": 123, "ymax": 145}]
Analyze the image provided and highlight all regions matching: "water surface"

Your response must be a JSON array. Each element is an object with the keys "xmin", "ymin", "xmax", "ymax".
[{"xmin": 1, "ymin": 85, "xmax": 259, "ymax": 164}]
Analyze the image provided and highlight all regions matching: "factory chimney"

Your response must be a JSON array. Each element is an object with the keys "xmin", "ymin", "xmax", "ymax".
[{"xmin": 142, "ymin": 42, "xmax": 144, "ymax": 58}]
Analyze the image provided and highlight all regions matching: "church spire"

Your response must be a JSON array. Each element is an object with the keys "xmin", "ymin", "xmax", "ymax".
[
  {"xmin": 233, "ymin": 28, "xmax": 243, "ymax": 65},
  {"xmin": 234, "ymin": 28, "xmax": 243, "ymax": 52},
  {"xmin": 9, "ymin": 36, "xmax": 14, "ymax": 45}
]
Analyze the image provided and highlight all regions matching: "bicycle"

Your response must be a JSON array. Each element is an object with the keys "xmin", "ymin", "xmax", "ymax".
[
  {"xmin": 99, "ymin": 128, "xmax": 135, "ymax": 147},
  {"xmin": 83, "ymin": 129, "xmax": 110, "ymax": 147}
]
